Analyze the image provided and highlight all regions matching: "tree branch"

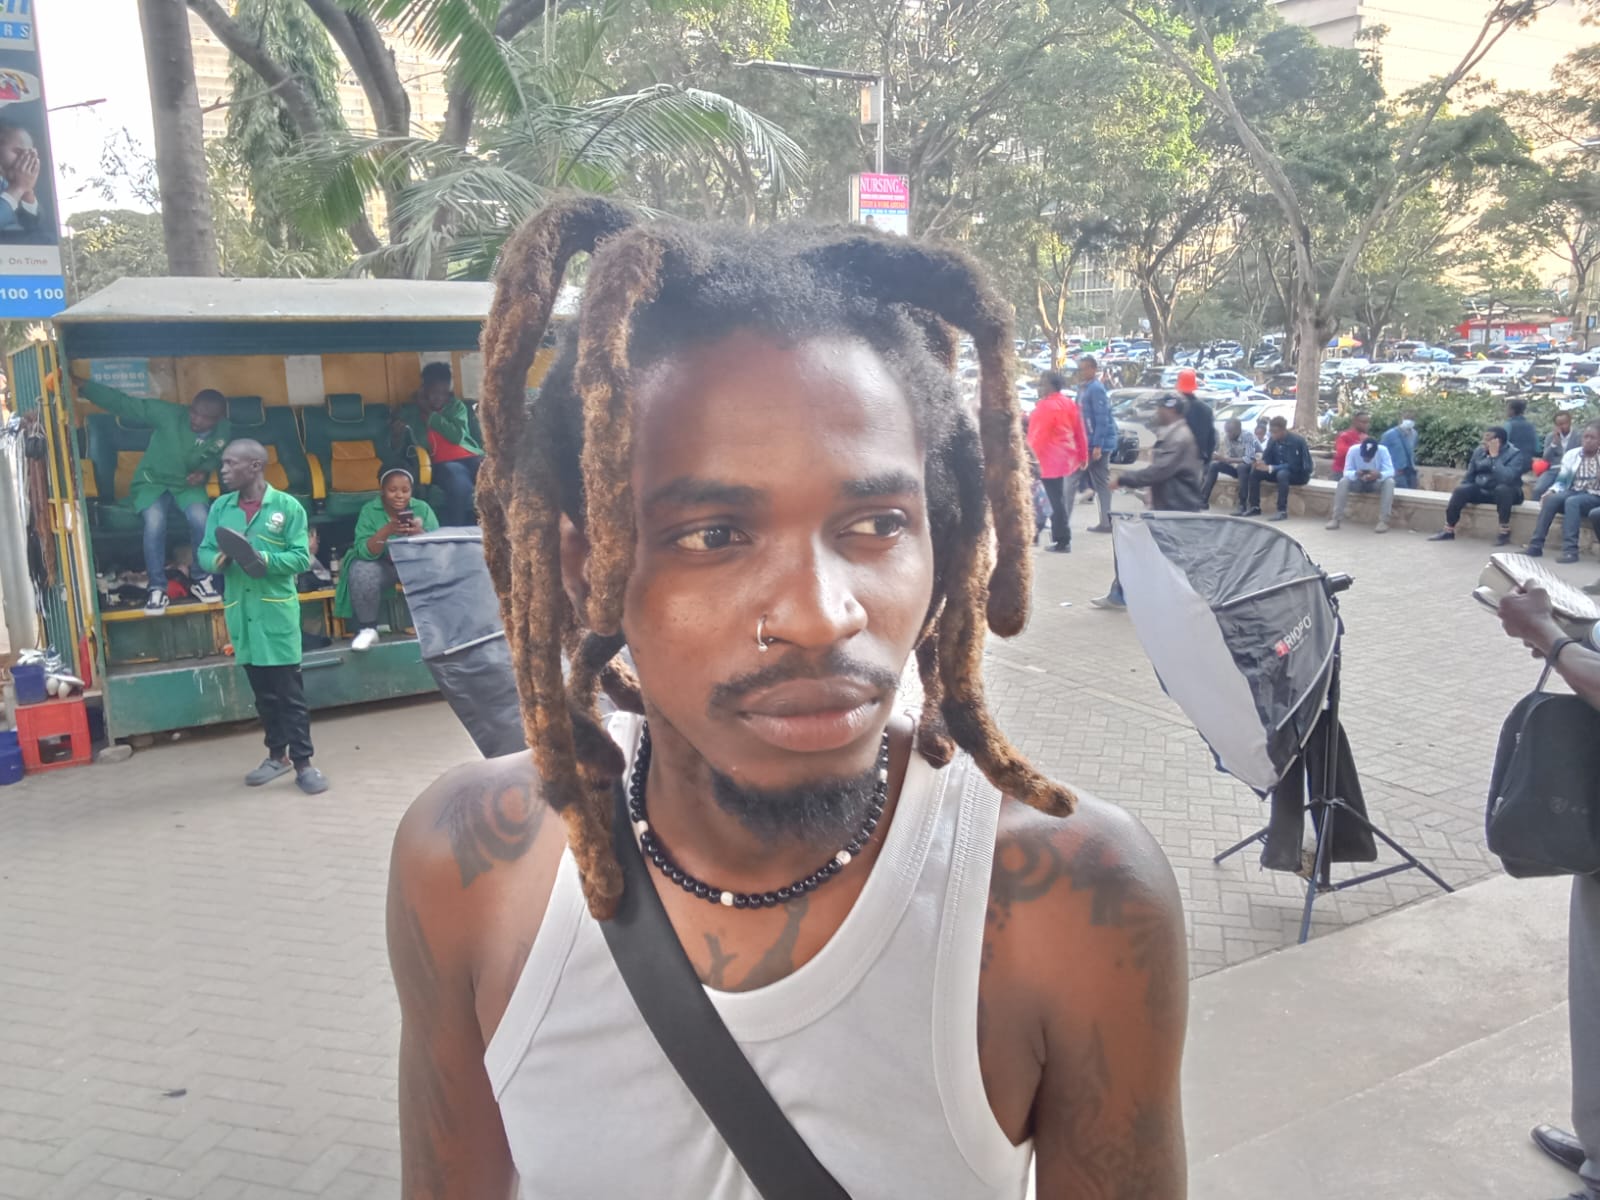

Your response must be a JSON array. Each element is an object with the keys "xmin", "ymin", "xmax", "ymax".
[
  {"xmin": 185, "ymin": 0, "xmax": 381, "ymax": 256},
  {"xmin": 441, "ymin": 0, "xmax": 549, "ymax": 147}
]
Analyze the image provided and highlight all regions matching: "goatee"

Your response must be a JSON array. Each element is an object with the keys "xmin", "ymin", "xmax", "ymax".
[{"xmin": 709, "ymin": 763, "xmax": 880, "ymax": 847}]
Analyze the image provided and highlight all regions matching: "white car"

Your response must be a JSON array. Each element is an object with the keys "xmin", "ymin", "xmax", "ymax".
[
  {"xmin": 1199, "ymin": 369, "xmax": 1254, "ymax": 395},
  {"xmin": 1213, "ymin": 395, "xmax": 1297, "ymax": 442}
]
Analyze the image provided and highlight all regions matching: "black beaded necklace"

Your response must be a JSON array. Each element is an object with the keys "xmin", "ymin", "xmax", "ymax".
[{"xmin": 626, "ymin": 723, "xmax": 890, "ymax": 909}]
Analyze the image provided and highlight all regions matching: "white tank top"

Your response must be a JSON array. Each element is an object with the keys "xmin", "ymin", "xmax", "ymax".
[{"xmin": 484, "ymin": 711, "xmax": 1034, "ymax": 1198}]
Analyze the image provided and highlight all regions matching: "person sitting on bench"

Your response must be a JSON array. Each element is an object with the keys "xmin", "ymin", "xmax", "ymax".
[
  {"xmin": 334, "ymin": 465, "xmax": 439, "ymax": 652},
  {"xmin": 1429, "ymin": 425, "xmax": 1527, "ymax": 547},
  {"xmin": 398, "ymin": 361, "xmax": 482, "ymax": 526},
  {"xmin": 1525, "ymin": 419, "xmax": 1600, "ymax": 563},
  {"xmin": 1326, "ymin": 436, "xmax": 1394, "ymax": 533},
  {"xmin": 1244, "ymin": 415, "xmax": 1312, "ymax": 522},
  {"xmin": 76, "ymin": 376, "xmax": 231, "ymax": 615},
  {"xmin": 1201, "ymin": 417, "xmax": 1259, "ymax": 511}
]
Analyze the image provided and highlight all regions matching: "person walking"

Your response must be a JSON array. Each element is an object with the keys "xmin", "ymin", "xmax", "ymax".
[
  {"xmin": 1497, "ymin": 583, "xmax": 1600, "ymax": 1200},
  {"xmin": 197, "ymin": 439, "xmax": 328, "ymax": 795},
  {"xmin": 1176, "ymin": 367, "xmax": 1216, "ymax": 464},
  {"xmin": 1077, "ymin": 354, "xmax": 1118, "ymax": 533},
  {"xmin": 1090, "ymin": 392, "xmax": 1202, "ymax": 610},
  {"xmin": 1024, "ymin": 370, "xmax": 1088, "ymax": 553}
]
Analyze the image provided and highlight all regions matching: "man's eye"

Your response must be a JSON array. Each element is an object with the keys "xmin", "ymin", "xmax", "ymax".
[
  {"xmin": 844, "ymin": 513, "xmax": 909, "ymax": 538},
  {"xmin": 673, "ymin": 526, "xmax": 740, "ymax": 552}
]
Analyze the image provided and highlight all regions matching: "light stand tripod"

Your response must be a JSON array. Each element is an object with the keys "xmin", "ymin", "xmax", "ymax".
[{"xmin": 1212, "ymin": 574, "xmax": 1454, "ymax": 944}]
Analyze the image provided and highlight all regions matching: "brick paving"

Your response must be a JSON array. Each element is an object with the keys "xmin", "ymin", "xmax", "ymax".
[{"xmin": 0, "ymin": 497, "xmax": 1563, "ymax": 1197}]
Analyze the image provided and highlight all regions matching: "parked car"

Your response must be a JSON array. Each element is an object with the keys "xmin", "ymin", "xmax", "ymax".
[
  {"xmin": 1198, "ymin": 368, "xmax": 1254, "ymax": 395},
  {"xmin": 1213, "ymin": 394, "xmax": 1296, "ymax": 442},
  {"xmin": 1264, "ymin": 372, "xmax": 1297, "ymax": 399}
]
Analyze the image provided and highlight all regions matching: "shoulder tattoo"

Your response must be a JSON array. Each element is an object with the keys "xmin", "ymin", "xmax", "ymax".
[{"xmin": 434, "ymin": 771, "xmax": 546, "ymax": 889}]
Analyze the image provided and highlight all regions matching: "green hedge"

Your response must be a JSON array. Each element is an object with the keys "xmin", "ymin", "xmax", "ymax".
[{"xmin": 1337, "ymin": 386, "xmax": 1577, "ymax": 468}]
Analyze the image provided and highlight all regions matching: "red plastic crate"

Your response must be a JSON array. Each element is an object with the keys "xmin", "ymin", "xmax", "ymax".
[{"xmin": 15, "ymin": 696, "xmax": 92, "ymax": 773}]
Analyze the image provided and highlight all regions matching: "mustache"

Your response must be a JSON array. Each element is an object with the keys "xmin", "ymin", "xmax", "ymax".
[{"xmin": 708, "ymin": 647, "xmax": 901, "ymax": 711}]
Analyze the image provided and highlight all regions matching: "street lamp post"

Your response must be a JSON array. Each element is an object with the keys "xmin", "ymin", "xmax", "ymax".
[{"xmin": 733, "ymin": 59, "xmax": 885, "ymax": 173}]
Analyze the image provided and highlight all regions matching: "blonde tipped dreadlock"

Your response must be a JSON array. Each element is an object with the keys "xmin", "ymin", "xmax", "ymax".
[{"xmin": 480, "ymin": 198, "xmax": 1076, "ymax": 919}]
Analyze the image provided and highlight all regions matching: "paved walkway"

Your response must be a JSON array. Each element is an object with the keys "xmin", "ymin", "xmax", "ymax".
[{"xmin": 0, "ymin": 498, "xmax": 1573, "ymax": 1197}]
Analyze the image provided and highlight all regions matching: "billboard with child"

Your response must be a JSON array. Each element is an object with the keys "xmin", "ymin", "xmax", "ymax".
[{"xmin": 0, "ymin": 2, "xmax": 64, "ymax": 318}]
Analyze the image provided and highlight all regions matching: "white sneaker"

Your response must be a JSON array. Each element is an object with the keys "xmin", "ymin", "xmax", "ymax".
[
  {"xmin": 190, "ymin": 577, "xmax": 221, "ymax": 604},
  {"xmin": 143, "ymin": 588, "xmax": 169, "ymax": 616},
  {"xmin": 351, "ymin": 627, "xmax": 380, "ymax": 652}
]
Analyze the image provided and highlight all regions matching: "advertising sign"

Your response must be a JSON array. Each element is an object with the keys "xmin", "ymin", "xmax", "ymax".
[
  {"xmin": 88, "ymin": 357, "xmax": 154, "ymax": 397},
  {"xmin": 0, "ymin": 2, "xmax": 65, "ymax": 319},
  {"xmin": 850, "ymin": 173, "xmax": 910, "ymax": 237}
]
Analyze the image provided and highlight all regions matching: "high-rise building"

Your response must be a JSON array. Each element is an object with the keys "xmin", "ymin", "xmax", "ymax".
[
  {"xmin": 1275, "ymin": 0, "xmax": 1591, "ymax": 97},
  {"xmin": 186, "ymin": 9, "xmax": 454, "ymax": 142}
]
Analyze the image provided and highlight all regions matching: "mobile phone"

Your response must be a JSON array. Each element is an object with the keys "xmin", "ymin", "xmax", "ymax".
[{"xmin": 397, "ymin": 508, "xmax": 416, "ymax": 524}]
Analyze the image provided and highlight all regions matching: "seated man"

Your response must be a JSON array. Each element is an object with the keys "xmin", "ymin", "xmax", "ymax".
[
  {"xmin": 1380, "ymin": 412, "xmax": 1419, "ymax": 490},
  {"xmin": 1534, "ymin": 410, "xmax": 1581, "ymax": 501},
  {"xmin": 1244, "ymin": 415, "xmax": 1312, "ymax": 522},
  {"xmin": 75, "ymin": 375, "xmax": 231, "ymax": 614},
  {"xmin": 1332, "ymin": 410, "xmax": 1371, "ymax": 478},
  {"xmin": 1429, "ymin": 425, "xmax": 1527, "ymax": 547},
  {"xmin": 399, "ymin": 361, "xmax": 483, "ymax": 526},
  {"xmin": 1526, "ymin": 419, "xmax": 1600, "ymax": 563},
  {"xmin": 1200, "ymin": 417, "xmax": 1259, "ymax": 511},
  {"xmin": 1326, "ymin": 435, "xmax": 1394, "ymax": 533}
]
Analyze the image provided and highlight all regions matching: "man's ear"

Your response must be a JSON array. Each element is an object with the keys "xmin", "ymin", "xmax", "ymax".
[{"xmin": 559, "ymin": 513, "xmax": 591, "ymax": 615}]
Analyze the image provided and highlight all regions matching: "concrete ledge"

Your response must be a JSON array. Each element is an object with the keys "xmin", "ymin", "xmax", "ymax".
[
  {"xmin": 1208, "ymin": 476, "xmax": 1600, "ymax": 550},
  {"xmin": 1185, "ymin": 875, "xmax": 1572, "ymax": 1199}
]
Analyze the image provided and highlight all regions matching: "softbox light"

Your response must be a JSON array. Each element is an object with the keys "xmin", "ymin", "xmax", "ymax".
[
  {"xmin": 1113, "ymin": 512, "xmax": 1337, "ymax": 793},
  {"xmin": 388, "ymin": 527, "xmax": 527, "ymax": 759}
]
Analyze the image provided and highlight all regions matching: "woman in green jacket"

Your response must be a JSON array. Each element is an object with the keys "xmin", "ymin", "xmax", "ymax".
[{"xmin": 334, "ymin": 466, "xmax": 439, "ymax": 651}]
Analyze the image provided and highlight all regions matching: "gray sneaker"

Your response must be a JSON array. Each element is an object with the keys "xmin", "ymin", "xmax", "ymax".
[
  {"xmin": 1374, "ymin": 522, "xmax": 1390, "ymax": 534},
  {"xmin": 1268, "ymin": 511, "xmax": 1289, "ymax": 522},
  {"xmin": 1324, "ymin": 518, "xmax": 1341, "ymax": 530},
  {"xmin": 245, "ymin": 757, "xmax": 292, "ymax": 787},
  {"xmin": 295, "ymin": 766, "xmax": 330, "ymax": 795}
]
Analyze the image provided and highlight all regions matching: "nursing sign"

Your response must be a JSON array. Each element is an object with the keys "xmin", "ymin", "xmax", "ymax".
[
  {"xmin": 0, "ymin": 0, "xmax": 65, "ymax": 319},
  {"xmin": 851, "ymin": 173, "xmax": 910, "ymax": 237}
]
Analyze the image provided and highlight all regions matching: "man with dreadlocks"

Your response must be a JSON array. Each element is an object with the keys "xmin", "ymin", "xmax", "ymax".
[{"xmin": 386, "ymin": 198, "xmax": 1187, "ymax": 1199}]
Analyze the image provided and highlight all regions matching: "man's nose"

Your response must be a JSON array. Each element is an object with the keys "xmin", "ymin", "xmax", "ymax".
[{"xmin": 759, "ymin": 541, "xmax": 868, "ymax": 651}]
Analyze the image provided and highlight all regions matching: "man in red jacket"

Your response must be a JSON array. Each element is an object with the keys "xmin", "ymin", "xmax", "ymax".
[
  {"xmin": 1025, "ymin": 369, "xmax": 1089, "ymax": 553},
  {"xmin": 1333, "ymin": 411, "xmax": 1371, "ymax": 476}
]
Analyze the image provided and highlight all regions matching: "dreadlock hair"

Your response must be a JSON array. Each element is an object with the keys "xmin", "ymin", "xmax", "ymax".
[{"xmin": 480, "ymin": 196, "xmax": 1077, "ymax": 918}]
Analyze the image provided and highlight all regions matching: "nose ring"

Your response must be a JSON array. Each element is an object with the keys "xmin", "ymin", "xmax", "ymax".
[{"xmin": 757, "ymin": 614, "xmax": 773, "ymax": 652}]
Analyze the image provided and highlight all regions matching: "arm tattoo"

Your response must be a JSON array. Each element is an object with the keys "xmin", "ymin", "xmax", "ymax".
[
  {"xmin": 394, "ymin": 903, "xmax": 457, "ymax": 1199},
  {"xmin": 435, "ymin": 777, "xmax": 544, "ymax": 888},
  {"xmin": 1044, "ymin": 1026, "xmax": 1178, "ymax": 1200},
  {"xmin": 987, "ymin": 832, "xmax": 1185, "ymax": 1026}
]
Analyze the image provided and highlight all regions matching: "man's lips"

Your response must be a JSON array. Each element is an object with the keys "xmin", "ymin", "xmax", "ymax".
[
  {"xmin": 734, "ymin": 677, "xmax": 879, "ymax": 718},
  {"xmin": 731, "ymin": 678, "xmax": 886, "ymax": 754}
]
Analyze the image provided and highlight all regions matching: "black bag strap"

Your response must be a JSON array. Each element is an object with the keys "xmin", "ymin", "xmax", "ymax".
[{"xmin": 600, "ymin": 782, "xmax": 851, "ymax": 1200}]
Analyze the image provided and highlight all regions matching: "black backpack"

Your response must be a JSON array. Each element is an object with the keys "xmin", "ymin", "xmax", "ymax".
[{"xmin": 1486, "ymin": 684, "xmax": 1600, "ymax": 878}]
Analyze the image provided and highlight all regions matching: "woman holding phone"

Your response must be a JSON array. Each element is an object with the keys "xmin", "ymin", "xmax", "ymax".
[{"xmin": 335, "ymin": 465, "xmax": 439, "ymax": 651}]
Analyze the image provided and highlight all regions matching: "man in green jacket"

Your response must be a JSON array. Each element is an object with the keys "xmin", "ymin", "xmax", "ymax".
[
  {"xmin": 198, "ymin": 439, "xmax": 329, "ymax": 795},
  {"xmin": 397, "ymin": 360, "xmax": 482, "ymax": 525},
  {"xmin": 77, "ymin": 377, "xmax": 230, "ymax": 614}
]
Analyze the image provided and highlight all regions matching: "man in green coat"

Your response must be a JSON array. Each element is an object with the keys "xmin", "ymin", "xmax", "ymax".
[
  {"xmin": 77, "ymin": 377, "xmax": 230, "ymax": 614},
  {"xmin": 396, "ymin": 360, "xmax": 482, "ymax": 525},
  {"xmin": 198, "ymin": 439, "xmax": 329, "ymax": 795}
]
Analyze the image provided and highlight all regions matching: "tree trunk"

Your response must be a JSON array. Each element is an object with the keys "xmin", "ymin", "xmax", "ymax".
[
  {"xmin": 1293, "ymin": 295, "xmax": 1330, "ymax": 432},
  {"xmin": 138, "ymin": 0, "xmax": 218, "ymax": 275}
]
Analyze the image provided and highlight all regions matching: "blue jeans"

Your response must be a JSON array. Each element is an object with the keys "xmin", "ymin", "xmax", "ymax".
[
  {"xmin": 434, "ymin": 456, "xmax": 482, "ymax": 526},
  {"xmin": 1530, "ymin": 490, "xmax": 1600, "ymax": 553},
  {"xmin": 1395, "ymin": 467, "xmax": 1418, "ymax": 490},
  {"xmin": 142, "ymin": 493, "xmax": 212, "ymax": 587}
]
